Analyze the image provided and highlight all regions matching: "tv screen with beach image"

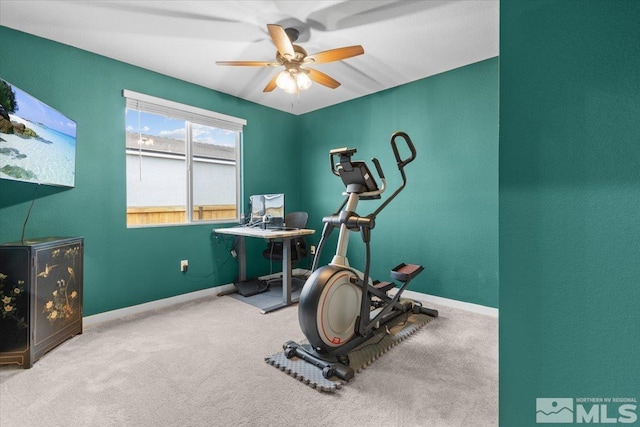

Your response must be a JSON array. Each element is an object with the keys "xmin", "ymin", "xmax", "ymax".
[{"xmin": 0, "ymin": 78, "xmax": 77, "ymax": 187}]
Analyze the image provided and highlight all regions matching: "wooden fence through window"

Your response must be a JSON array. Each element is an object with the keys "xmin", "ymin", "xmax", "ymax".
[{"xmin": 127, "ymin": 204, "xmax": 236, "ymax": 225}]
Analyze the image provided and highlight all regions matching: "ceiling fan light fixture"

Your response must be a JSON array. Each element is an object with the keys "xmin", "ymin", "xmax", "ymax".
[
  {"xmin": 276, "ymin": 70, "xmax": 297, "ymax": 93},
  {"xmin": 296, "ymin": 71, "xmax": 312, "ymax": 91},
  {"xmin": 276, "ymin": 69, "xmax": 312, "ymax": 94}
]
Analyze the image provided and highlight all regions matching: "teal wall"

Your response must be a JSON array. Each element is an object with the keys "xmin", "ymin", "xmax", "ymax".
[
  {"xmin": 0, "ymin": 27, "xmax": 498, "ymax": 315},
  {"xmin": 500, "ymin": 1, "xmax": 640, "ymax": 425},
  {"xmin": 5, "ymin": 3, "xmax": 639, "ymax": 423},
  {"xmin": 298, "ymin": 58, "xmax": 499, "ymax": 308},
  {"xmin": 0, "ymin": 27, "xmax": 300, "ymax": 315}
]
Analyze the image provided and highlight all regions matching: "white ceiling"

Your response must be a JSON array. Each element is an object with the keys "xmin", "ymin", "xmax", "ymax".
[{"xmin": 0, "ymin": 0, "xmax": 499, "ymax": 115}]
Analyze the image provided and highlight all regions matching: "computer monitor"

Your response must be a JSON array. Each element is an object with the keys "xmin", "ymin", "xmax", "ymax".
[{"xmin": 249, "ymin": 193, "xmax": 284, "ymax": 228}]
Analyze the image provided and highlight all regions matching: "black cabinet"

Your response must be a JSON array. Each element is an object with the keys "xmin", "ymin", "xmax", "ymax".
[{"xmin": 0, "ymin": 237, "xmax": 83, "ymax": 368}]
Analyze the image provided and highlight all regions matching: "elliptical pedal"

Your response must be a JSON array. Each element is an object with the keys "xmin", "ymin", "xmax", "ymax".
[
  {"xmin": 391, "ymin": 263, "xmax": 424, "ymax": 282},
  {"xmin": 373, "ymin": 281, "xmax": 395, "ymax": 292}
]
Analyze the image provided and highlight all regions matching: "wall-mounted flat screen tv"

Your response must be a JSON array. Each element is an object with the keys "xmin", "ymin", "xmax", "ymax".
[{"xmin": 0, "ymin": 78, "xmax": 77, "ymax": 187}]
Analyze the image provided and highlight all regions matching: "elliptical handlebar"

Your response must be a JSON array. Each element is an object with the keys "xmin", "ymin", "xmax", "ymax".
[
  {"xmin": 325, "ymin": 132, "xmax": 418, "ymax": 223},
  {"xmin": 371, "ymin": 157, "xmax": 385, "ymax": 179},
  {"xmin": 369, "ymin": 131, "xmax": 417, "ymax": 219},
  {"xmin": 390, "ymin": 131, "xmax": 417, "ymax": 170}
]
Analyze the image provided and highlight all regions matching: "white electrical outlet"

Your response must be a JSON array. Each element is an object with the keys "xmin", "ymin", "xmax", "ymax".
[
  {"xmin": 180, "ymin": 259, "xmax": 188, "ymax": 272},
  {"xmin": 310, "ymin": 245, "xmax": 316, "ymax": 255}
]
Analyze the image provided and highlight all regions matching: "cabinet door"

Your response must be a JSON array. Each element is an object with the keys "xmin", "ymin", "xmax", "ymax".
[
  {"xmin": 0, "ymin": 248, "xmax": 30, "ymax": 354},
  {"xmin": 34, "ymin": 242, "xmax": 83, "ymax": 347}
]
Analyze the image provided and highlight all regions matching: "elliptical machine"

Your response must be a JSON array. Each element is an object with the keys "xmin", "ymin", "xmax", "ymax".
[{"xmin": 284, "ymin": 131, "xmax": 438, "ymax": 382}]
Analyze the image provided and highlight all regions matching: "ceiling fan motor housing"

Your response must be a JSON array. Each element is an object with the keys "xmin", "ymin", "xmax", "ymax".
[
  {"xmin": 277, "ymin": 45, "xmax": 308, "ymax": 65},
  {"xmin": 284, "ymin": 27, "xmax": 300, "ymax": 42}
]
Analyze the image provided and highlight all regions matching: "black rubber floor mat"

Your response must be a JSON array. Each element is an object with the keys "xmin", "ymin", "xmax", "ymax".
[{"xmin": 265, "ymin": 312, "xmax": 434, "ymax": 392}]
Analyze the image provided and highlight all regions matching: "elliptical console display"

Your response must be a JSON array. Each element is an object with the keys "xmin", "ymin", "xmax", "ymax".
[{"xmin": 284, "ymin": 131, "xmax": 438, "ymax": 381}]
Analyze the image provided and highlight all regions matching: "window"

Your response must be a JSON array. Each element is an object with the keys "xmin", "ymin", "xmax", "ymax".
[{"xmin": 123, "ymin": 90, "xmax": 246, "ymax": 227}]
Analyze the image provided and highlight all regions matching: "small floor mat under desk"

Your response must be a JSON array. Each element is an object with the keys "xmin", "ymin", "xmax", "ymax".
[{"xmin": 228, "ymin": 281, "xmax": 303, "ymax": 311}]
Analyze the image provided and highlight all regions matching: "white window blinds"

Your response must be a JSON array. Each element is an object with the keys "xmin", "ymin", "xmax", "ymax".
[{"xmin": 122, "ymin": 89, "xmax": 246, "ymax": 132}]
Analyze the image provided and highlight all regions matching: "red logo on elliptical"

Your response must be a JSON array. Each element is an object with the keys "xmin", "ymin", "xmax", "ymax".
[{"xmin": 331, "ymin": 337, "xmax": 341, "ymax": 344}]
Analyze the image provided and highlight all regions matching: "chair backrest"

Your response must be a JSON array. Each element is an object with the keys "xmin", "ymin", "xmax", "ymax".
[
  {"xmin": 263, "ymin": 211, "xmax": 309, "ymax": 263},
  {"xmin": 286, "ymin": 211, "xmax": 309, "ymax": 261},
  {"xmin": 285, "ymin": 211, "xmax": 308, "ymax": 229}
]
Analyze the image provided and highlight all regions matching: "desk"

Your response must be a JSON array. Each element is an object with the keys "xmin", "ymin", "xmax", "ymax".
[{"xmin": 214, "ymin": 226, "xmax": 315, "ymax": 313}]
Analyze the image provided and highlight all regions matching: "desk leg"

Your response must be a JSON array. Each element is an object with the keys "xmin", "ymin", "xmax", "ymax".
[
  {"xmin": 261, "ymin": 237, "xmax": 299, "ymax": 314},
  {"xmin": 282, "ymin": 238, "xmax": 291, "ymax": 305},
  {"xmin": 237, "ymin": 235, "xmax": 246, "ymax": 282}
]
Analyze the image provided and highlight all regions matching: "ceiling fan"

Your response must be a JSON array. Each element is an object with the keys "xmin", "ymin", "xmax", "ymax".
[{"xmin": 216, "ymin": 24, "xmax": 364, "ymax": 94}]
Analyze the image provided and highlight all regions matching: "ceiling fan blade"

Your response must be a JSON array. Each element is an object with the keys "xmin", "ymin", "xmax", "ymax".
[
  {"xmin": 267, "ymin": 24, "xmax": 295, "ymax": 59},
  {"xmin": 216, "ymin": 60, "xmax": 277, "ymax": 67},
  {"xmin": 263, "ymin": 73, "xmax": 279, "ymax": 92},
  {"xmin": 305, "ymin": 45, "xmax": 364, "ymax": 64},
  {"xmin": 306, "ymin": 68, "xmax": 341, "ymax": 89}
]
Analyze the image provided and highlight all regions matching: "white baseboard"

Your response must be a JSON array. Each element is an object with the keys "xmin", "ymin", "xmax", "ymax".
[
  {"xmin": 401, "ymin": 290, "xmax": 499, "ymax": 318},
  {"xmin": 83, "ymin": 281, "xmax": 497, "ymax": 327},
  {"xmin": 83, "ymin": 285, "xmax": 234, "ymax": 328}
]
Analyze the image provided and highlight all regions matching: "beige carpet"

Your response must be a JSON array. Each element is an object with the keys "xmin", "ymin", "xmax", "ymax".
[{"xmin": 0, "ymin": 294, "xmax": 497, "ymax": 427}]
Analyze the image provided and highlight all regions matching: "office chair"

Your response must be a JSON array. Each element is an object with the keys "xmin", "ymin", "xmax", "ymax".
[{"xmin": 262, "ymin": 211, "xmax": 309, "ymax": 287}]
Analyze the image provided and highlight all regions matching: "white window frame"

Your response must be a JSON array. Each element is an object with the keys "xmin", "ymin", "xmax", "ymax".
[{"xmin": 123, "ymin": 89, "xmax": 246, "ymax": 227}]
